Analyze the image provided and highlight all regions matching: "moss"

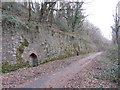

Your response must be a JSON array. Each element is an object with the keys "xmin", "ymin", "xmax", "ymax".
[
  {"xmin": 39, "ymin": 60, "xmax": 48, "ymax": 64},
  {"xmin": 2, "ymin": 14, "xmax": 23, "ymax": 27},
  {"xmin": 22, "ymin": 38, "xmax": 29, "ymax": 47},
  {"xmin": 50, "ymin": 55, "xmax": 67, "ymax": 61},
  {"xmin": 16, "ymin": 37, "xmax": 29, "ymax": 63},
  {"xmin": 44, "ymin": 45, "xmax": 77, "ymax": 63},
  {"xmin": 39, "ymin": 53, "xmax": 76, "ymax": 65},
  {"xmin": 65, "ymin": 48, "xmax": 73, "ymax": 56},
  {"xmin": 64, "ymin": 45, "xmax": 79, "ymax": 57},
  {"xmin": 2, "ymin": 61, "xmax": 30, "ymax": 73},
  {"xmin": 15, "ymin": 37, "xmax": 29, "ymax": 72},
  {"xmin": 0, "ymin": 64, "xmax": 2, "ymax": 74},
  {"xmin": 2, "ymin": 5, "xmax": 11, "ymax": 10},
  {"xmin": 2, "ymin": 61, "xmax": 15, "ymax": 73},
  {"xmin": 79, "ymin": 51, "xmax": 86, "ymax": 55}
]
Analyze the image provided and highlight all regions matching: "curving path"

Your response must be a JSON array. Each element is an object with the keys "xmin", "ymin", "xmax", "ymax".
[{"xmin": 20, "ymin": 52, "xmax": 102, "ymax": 88}]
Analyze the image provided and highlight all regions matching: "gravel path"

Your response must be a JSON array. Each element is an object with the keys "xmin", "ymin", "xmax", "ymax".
[
  {"xmin": 3, "ymin": 52, "xmax": 114, "ymax": 88},
  {"xmin": 19, "ymin": 52, "xmax": 102, "ymax": 88},
  {"xmin": 2, "ymin": 53, "xmax": 89, "ymax": 88},
  {"xmin": 2, "ymin": 51, "xmax": 118, "ymax": 88},
  {"xmin": 63, "ymin": 54, "xmax": 118, "ymax": 88}
]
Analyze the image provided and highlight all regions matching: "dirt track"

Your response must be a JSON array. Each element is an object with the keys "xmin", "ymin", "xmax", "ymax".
[{"xmin": 19, "ymin": 52, "xmax": 102, "ymax": 88}]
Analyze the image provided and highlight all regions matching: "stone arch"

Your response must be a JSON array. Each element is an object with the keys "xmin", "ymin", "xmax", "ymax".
[{"xmin": 29, "ymin": 53, "xmax": 38, "ymax": 67}]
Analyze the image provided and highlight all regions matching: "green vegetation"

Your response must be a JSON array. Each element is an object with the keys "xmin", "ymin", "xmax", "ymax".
[
  {"xmin": 2, "ymin": 14, "xmax": 23, "ymax": 26},
  {"xmin": 2, "ymin": 5, "xmax": 11, "ymax": 10},
  {"xmin": 39, "ymin": 55, "xmax": 70, "ymax": 64},
  {"xmin": 79, "ymin": 51, "xmax": 86, "ymax": 55},
  {"xmin": 103, "ymin": 48, "xmax": 118, "ymax": 81},
  {"xmin": 2, "ymin": 51, "xmax": 79, "ymax": 73},
  {"xmin": 16, "ymin": 37, "xmax": 29, "ymax": 63},
  {"xmin": 2, "ymin": 45, "xmax": 84, "ymax": 73},
  {"xmin": 40, "ymin": 44, "xmax": 86, "ymax": 64},
  {"xmin": 2, "ymin": 61, "xmax": 30, "ymax": 73},
  {"xmin": 94, "ymin": 47, "xmax": 118, "ymax": 83},
  {"xmin": 0, "ymin": 64, "xmax": 2, "ymax": 74},
  {"xmin": 1, "ymin": 37, "xmax": 30, "ymax": 73},
  {"xmin": 39, "ymin": 51, "xmax": 81, "ymax": 64}
]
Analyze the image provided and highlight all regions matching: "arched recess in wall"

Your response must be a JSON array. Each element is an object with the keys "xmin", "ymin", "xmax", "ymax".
[{"xmin": 29, "ymin": 53, "xmax": 38, "ymax": 67}]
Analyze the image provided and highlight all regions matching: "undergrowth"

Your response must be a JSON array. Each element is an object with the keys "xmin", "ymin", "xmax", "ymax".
[
  {"xmin": 96, "ymin": 47, "xmax": 118, "ymax": 84},
  {"xmin": 2, "ymin": 61, "xmax": 30, "ymax": 73},
  {"xmin": 39, "ymin": 54, "xmax": 76, "ymax": 64}
]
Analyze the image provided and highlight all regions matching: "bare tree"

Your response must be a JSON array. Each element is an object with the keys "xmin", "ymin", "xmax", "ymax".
[
  {"xmin": 28, "ymin": 0, "xmax": 31, "ymax": 21},
  {"xmin": 54, "ymin": 2, "xmax": 85, "ymax": 32},
  {"xmin": 111, "ymin": 5, "xmax": 120, "ymax": 45},
  {"xmin": 24, "ymin": 0, "xmax": 28, "ymax": 7},
  {"xmin": 71, "ymin": 2, "xmax": 84, "ymax": 32},
  {"xmin": 39, "ymin": 2, "xmax": 56, "ymax": 23}
]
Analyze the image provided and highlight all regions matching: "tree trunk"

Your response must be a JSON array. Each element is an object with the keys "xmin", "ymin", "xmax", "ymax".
[{"xmin": 28, "ymin": 1, "xmax": 31, "ymax": 21}]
